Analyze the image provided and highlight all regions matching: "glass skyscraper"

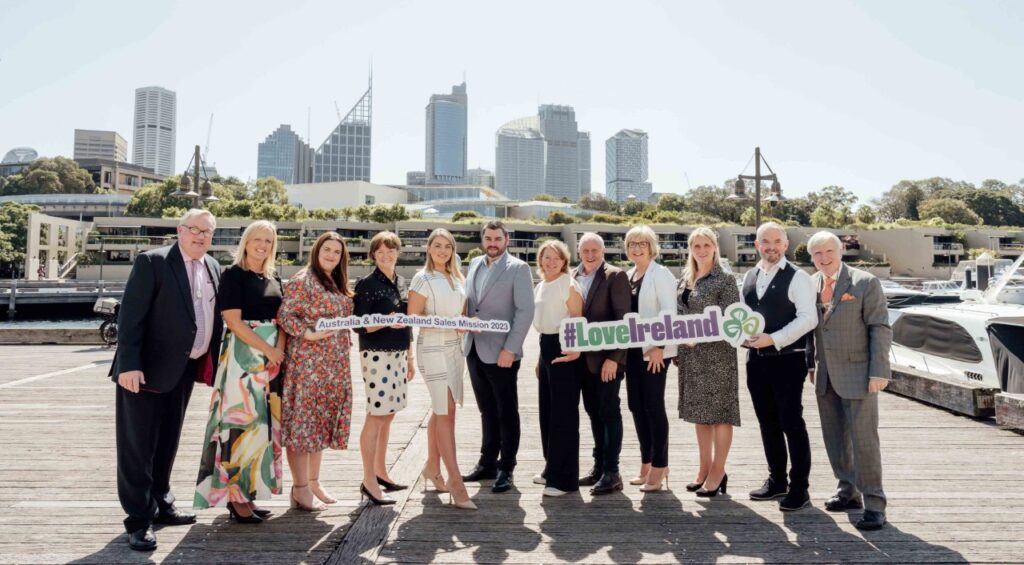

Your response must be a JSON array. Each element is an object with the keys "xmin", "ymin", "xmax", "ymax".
[
  {"xmin": 495, "ymin": 105, "xmax": 589, "ymax": 201},
  {"xmin": 313, "ymin": 81, "xmax": 372, "ymax": 183},
  {"xmin": 257, "ymin": 125, "xmax": 313, "ymax": 184},
  {"xmin": 606, "ymin": 129, "xmax": 652, "ymax": 203},
  {"xmin": 425, "ymin": 82, "xmax": 467, "ymax": 185}
]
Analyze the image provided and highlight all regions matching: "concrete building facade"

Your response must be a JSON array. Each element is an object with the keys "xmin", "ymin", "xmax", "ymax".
[
  {"xmin": 257, "ymin": 125, "xmax": 313, "ymax": 184},
  {"xmin": 425, "ymin": 82, "xmax": 467, "ymax": 184},
  {"xmin": 74, "ymin": 130, "xmax": 128, "ymax": 162},
  {"xmin": 606, "ymin": 129, "xmax": 652, "ymax": 203}
]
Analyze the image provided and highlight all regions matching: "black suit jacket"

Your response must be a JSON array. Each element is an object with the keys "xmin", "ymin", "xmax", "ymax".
[
  {"xmin": 109, "ymin": 244, "xmax": 223, "ymax": 393},
  {"xmin": 571, "ymin": 262, "xmax": 632, "ymax": 374}
]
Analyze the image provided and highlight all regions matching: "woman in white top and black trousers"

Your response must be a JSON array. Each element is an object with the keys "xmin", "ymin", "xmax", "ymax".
[
  {"xmin": 532, "ymin": 240, "xmax": 584, "ymax": 496},
  {"xmin": 624, "ymin": 225, "xmax": 679, "ymax": 492}
]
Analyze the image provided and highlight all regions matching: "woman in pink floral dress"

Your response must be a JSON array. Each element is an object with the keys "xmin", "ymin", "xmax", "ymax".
[{"xmin": 278, "ymin": 232, "xmax": 354, "ymax": 511}]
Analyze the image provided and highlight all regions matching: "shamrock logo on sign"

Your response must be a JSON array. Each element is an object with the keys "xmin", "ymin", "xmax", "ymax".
[{"xmin": 722, "ymin": 303, "xmax": 763, "ymax": 347}]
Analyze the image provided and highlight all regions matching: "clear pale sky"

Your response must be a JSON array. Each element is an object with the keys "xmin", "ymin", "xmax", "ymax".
[{"xmin": 1, "ymin": 0, "xmax": 1021, "ymax": 201}]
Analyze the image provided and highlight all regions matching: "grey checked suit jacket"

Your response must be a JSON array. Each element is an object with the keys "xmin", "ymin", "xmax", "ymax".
[
  {"xmin": 463, "ymin": 253, "xmax": 535, "ymax": 364},
  {"xmin": 807, "ymin": 263, "xmax": 892, "ymax": 399}
]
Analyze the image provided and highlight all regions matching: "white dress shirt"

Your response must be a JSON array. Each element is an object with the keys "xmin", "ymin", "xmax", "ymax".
[{"xmin": 755, "ymin": 257, "xmax": 818, "ymax": 350}]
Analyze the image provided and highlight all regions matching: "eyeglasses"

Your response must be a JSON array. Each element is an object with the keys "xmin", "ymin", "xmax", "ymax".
[
  {"xmin": 182, "ymin": 225, "xmax": 214, "ymax": 238},
  {"xmin": 627, "ymin": 241, "xmax": 650, "ymax": 249}
]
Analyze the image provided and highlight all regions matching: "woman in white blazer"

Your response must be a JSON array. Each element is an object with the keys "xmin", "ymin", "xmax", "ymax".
[{"xmin": 624, "ymin": 225, "xmax": 678, "ymax": 492}]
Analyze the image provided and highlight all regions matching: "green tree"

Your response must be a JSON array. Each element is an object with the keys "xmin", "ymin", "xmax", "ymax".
[
  {"xmin": 252, "ymin": 177, "xmax": 289, "ymax": 205},
  {"xmin": 368, "ymin": 203, "xmax": 409, "ymax": 223},
  {"xmin": 547, "ymin": 210, "xmax": 578, "ymax": 224},
  {"xmin": 793, "ymin": 242, "xmax": 811, "ymax": 264},
  {"xmin": 590, "ymin": 212, "xmax": 626, "ymax": 224},
  {"xmin": 0, "ymin": 201, "xmax": 41, "ymax": 267},
  {"xmin": 917, "ymin": 198, "xmax": 983, "ymax": 225},
  {"xmin": 451, "ymin": 210, "xmax": 483, "ymax": 222},
  {"xmin": 125, "ymin": 178, "xmax": 197, "ymax": 217},
  {"xmin": 682, "ymin": 184, "xmax": 744, "ymax": 223},
  {"xmin": 532, "ymin": 193, "xmax": 559, "ymax": 202},
  {"xmin": 775, "ymin": 197, "xmax": 814, "ymax": 226},
  {"xmin": 967, "ymin": 247, "xmax": 994, "ymax": 259},
  {"xmin": 1, "ymin": 157, "xmax": 99, "ymax": 196},
  {"xmin": 810, "ymin": 203, "xmax": 851, "ymax": 228},
  {"xmin": 656, "ymin": 193, "xmax": 687, "ymax": 213},
  {"xmin": 578, "ymin": 192, "xmax": 618, "ymax": 213},
  {"xmin": 929, "ymin": 187, "xmax": 1024, "ymax": 226},
  {"xmin": 621, "ymin": 199, "xmax": 650, "ymax": 217},
  {"xmin": 875, "ymin": 180, "xmax": 928, "ymax": 221},
  {"xmin": 854, "ymin": 204, "xmax": 877, "ymax": 224},
  {"xmin": 807, "ymin": 185, "xmax": 858, "ymax": 210},
  {"xmin": 463, "ymin": 247, "xmax": 483, "ymax": 264},
  {"xmin": 739, "ymin": 207, "xmax": 757, "ymax": 227}
]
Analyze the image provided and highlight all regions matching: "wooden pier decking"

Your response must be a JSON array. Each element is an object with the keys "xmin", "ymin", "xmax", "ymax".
[{"xmin": 1, "ymin": 332, "xmax": 1022, "ymax": 564}]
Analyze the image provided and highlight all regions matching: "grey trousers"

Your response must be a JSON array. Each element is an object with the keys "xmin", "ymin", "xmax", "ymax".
[{"xmin": 817, "ymin": 376, "xmax": 887, "ymax": 513}]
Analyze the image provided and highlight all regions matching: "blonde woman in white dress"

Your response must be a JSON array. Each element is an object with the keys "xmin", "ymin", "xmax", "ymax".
[{"xmin": 408, "ymin": 228, "xmax": 477, "ymax": 511}]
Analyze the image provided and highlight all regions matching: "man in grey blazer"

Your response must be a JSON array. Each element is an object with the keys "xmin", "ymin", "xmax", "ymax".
[
  {"xmin": 462, "ymin": 220, "xmax": 535, "ymax": 493},
  {"xmin": 806, "ymin": 231, "xmax": 891, "ymax": 531}
]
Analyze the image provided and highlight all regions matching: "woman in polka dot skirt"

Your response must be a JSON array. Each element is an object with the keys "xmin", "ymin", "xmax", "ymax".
[{"xmin": 352, "ymin": 231, "xmax": 415, "ymax": 505}]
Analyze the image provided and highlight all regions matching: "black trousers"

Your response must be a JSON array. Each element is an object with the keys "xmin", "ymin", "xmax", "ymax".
[
  {"xmin": 467, "ymin": 344, "xmax": 521, "ymax": 473},
  {"xmin": 746, "ymin": 352, "xmax": 812, "ymax": 492},
  {"xmin": 115, "ymin": 361, "xmax": 195, "ymax": 533},
  {"xmin": 625, "ymin": 348, "xmax": 670, "ymax": 468},
  {"xmin": 537, "ymin": 334, "xmax": 583, "ymax": 492},
  {"xmin": 580, "ymin": 359, "xmax": 624, "ymax": 474}
]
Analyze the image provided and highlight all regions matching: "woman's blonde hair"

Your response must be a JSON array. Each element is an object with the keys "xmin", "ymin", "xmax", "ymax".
[
  {"xmin": 682, "ymin": 227, "xmax": 721, "ymax": 288},
  {"xmin": 233, "ymin": 220, "xmax": 278, "ymax": 277},
  {"xmin": 624, "ymin": 225, "xmax": 661, "ymax": 260},
  {"xmin": 425, "ymin": 228, "xmax": 464, "ymax": 281},
  {"xmin": 536, "ymin": 240, "xmax": 571, "ymax": 278}
]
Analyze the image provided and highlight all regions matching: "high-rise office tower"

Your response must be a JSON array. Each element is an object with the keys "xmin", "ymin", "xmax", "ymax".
[
  {"xmin": 313, "ymin": 79, "xmax": 372, "ymax": 183},
  {"xmin": 132, "ymin": 86, "xmax": 176, "ymax": 176},
  {"xmin": 257, "ymin": 125, "xmax": 313, "ymax": 184},
  {"xmin": 538, "ymin": 104, "xmax": 581, "ymax": 201},
  {"xmin": 425, "ymin": 82, "xmax": 467, "ymax": 185},
  {"xmin": 495, "ymin": 116, "xmax": 545, "ymax": 200},
  {"xmin": 74, "ymin": 130, "xmax": 128, "ymax": 162},
  {"xmin": 495, "ymin": 105, "xmax": 588, "ymax": 201},
  {"xmin": 465, "ymin": 167, "xmax": 495, "ymax": 188},
  {"xmin": 606, "ymin": 129, "xmax": 652, "ymax": 203},
  {"xmin": 577, "ymin": 131, "xmax": 591, "ymax": 196}
]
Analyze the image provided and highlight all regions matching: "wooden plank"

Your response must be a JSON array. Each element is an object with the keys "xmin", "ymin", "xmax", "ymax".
[
  {"xmin": 886, "ymin": 368, "xmax": 999, "ymax": 418},
  {"xmin": 995, "ymin": 392, "xmax": 1024, "ymax": 431}
]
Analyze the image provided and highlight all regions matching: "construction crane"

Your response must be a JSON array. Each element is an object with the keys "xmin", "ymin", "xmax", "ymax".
[
  {"xmin": 203, "ymin": 114, "xmax": 214, "ymax": 163},
  {"xmin": 333, "ymin": 101, "xmax": 342, "ymax": 122}
]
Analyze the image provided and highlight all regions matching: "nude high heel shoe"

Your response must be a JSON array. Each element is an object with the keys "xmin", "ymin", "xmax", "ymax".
[{"xmin": 421, "ymin": 467, "xmax": 450, "ymax": 493}]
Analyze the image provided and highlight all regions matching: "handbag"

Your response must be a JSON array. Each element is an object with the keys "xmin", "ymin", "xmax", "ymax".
[{"xmin": 194, "ymin": 349, "xmax": 214, "ymax": 386}]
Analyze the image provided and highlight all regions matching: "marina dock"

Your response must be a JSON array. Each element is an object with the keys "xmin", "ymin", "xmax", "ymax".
[{"xmin": 1, "ymin": 332, "xmax": 1022, "ymax": 564}]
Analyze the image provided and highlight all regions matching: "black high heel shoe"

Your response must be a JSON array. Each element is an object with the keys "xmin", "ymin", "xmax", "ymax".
[
  {"xmin": 377, "ymin": 476, "xmax": 408, "ymax": 492},
  {"xmin": 685, "ymin": 477, "xmax": 707, "ymax": 492},
  {"xmin": 360, "ymin": 483, "xmax": 397, "ymax": 506},
  {"xmin": 227, "ymin": 502, "xmax": 264, "ymax": 523},
  {"xmin": 696, "ymin": 474, "xmax": 728, "ymax": 498},
  {"xmin": 251, "ymin": 506, "xmax": 271, "ymax": 518}
]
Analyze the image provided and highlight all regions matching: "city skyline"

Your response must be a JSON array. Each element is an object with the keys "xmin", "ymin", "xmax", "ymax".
[{"xmin": 1, "ymin": 1, "xmax": 1022, "ymax": 200}]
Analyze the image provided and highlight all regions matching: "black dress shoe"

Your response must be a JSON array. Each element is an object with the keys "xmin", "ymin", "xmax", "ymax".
[
  {"xmin": 377, "ymin": 476, "xmax": 408, "ymax": 492},
  {"xmin": 749, "ymin": 477, "xmax": 788, "ymax": 501},
  {"xmin": 824, "ymin": 494, "xmax": 863, "ymax": 512},
  {"xmin": 779, "ymin": 490, "xmax": 811, "ymax": 512},
  {"xmin": 855, "ymin": 510, "xmax": 886, "ymax": 530},
  {"xmin": 462, "ymin": 464, "xmax": 498, "ymax": 482},
  {"xmin": 154, "ymin": 507, "xmax": 197, "ymax": 526},
  {"xmin": 492, "ymin": 470, "xmax": 514, "ymax": 493},
  {"xmin": 127, "ymin": 526, "xmax": 157, "ymax": 551},
  {"xmin": 578, "ymin": 467, "xmax": 601, "ymax": 487},
  {"xmin": 590, "ymin": 472, "xmax": 624, "ymax": 495}
]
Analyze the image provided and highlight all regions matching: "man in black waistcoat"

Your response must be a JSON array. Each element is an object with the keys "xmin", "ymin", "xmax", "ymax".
[
  {"xmin": 110, "ymin": 209, "xmax": 223, "ymax": 551},
  {"xmin": 741, "ymin": 222, "xmax": 818, "ymax": 511}
]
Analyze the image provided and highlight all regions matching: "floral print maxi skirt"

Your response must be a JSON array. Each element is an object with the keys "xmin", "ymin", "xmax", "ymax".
[{"xmin": 194, "ymin": 321, "xmax": 283, "ymax": 507}]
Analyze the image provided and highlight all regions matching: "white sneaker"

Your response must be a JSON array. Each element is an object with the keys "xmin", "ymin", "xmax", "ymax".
[
  {"xmin": 532, "ymin": 473, "xmax": 546, "ymax": 485},
  {"xmin": 543, "ymin": 486, "xmax": 568, "ymax": 497}
]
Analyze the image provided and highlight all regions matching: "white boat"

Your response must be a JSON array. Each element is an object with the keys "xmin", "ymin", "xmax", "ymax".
[
  {"xmin": 888, "ymin": 254, "xmax": 1024, "ymax": 393},
  {"xmin": 921, "ymin": 280, "xmax": 964, "ymax": 298}
]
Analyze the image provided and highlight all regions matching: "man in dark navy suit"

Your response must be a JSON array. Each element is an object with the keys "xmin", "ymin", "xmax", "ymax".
[{"xmin": 111, "ymin": 209, "xmax": 222, "ymax": 551}]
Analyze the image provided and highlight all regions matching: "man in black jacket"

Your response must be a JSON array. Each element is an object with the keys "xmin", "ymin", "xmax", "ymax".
[{"xmin": 111, "ymin": 209, "xmax": 222, "ymax": 551}]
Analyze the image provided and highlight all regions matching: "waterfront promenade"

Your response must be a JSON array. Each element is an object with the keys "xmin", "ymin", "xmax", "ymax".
[{"xmin": 1, "ymin": 333, "xmax": 1022, "ymax": 564}]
